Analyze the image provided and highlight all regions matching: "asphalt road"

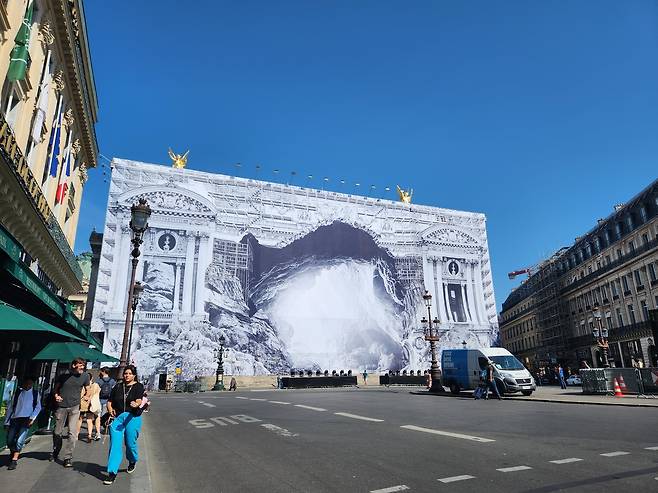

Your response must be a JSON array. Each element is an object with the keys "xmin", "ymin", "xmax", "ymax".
[{"xmin": 144, "ymin": 387, "xmax": 658, "ymax": 493}]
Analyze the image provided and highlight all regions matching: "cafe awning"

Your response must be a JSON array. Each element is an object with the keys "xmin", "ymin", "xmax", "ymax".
[
  {"xmin": 0, "ymin": 302, "xmax": 83, "ymax": 341},
  {"xmin": 32, "ymin": 342, "xmax": 119, "ymax": 363}
]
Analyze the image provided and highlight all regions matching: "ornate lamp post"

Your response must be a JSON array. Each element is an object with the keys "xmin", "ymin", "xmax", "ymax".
[
  {"xmin": 592, "ymin": 307, "xmax": 610, "ymax": 368},
  {"xmin": 421, "ymin": 290, "xmax": 443, "ymax": 392},
  {"xmin": 118, "ymin": 198, "xmax": 151, "ymax": 376},
  {"xmin": 212, "ymin": 336, "xmax": 226, "ymax": 391},
  {"xmin": 126, "ymin": 281, "xmax": 144, "ymax": 365}
]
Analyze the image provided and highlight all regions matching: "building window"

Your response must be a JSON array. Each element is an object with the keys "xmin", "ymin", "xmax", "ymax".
[
  {"xmin": 610, "ymin": 280, "xmax": 618, "ymax": 298},
  {"xmin": 615, "ymin": 223, "xmax": 623, "ymax": 240},
  {"xmin": 606, "ymin": 314, "xmax": 613, "ymax": 329},
  {"xmin": 640, "ymin": 206, "xmax": 648, "ymax": 223},
  {"xmin": 616, "ymin": 249, "xmax": 623, "ymax": 260},
  {"xmin": 622, "ymin": 275, "xmax": 630, "ymax": 294},
  {"xmin": 634, "ymin": 269, "xmax": 644, "ymax": 290},
  {"xmin": 642, "ymin": 233, "xmax": 649, "ymax": 245},
  {"xmin": 628, "ymin": 304, "xmax": 636, "ymax": 325},
  {"xmin": 626, "ymin": 215, "xmax": 634, "ymax": 231},
  {"xmin": 641, "ymin": 300, "xmax": 649, "ymax": 321},
  {"xmin": 605, "ymin": 230, "xmax": 612, "ymax": 245},
  {"xmin": 649, "ymin": 263, "xmax": 657, "ymax": 282},
  {"xmin": 586, "ymin": 244, "xmax": 592, "ymax": 257},
  {"xmin": 617, "ymin": 308, "xmax": 624, "ymax": 327},
  {"xmin": 628, "ymin": 240, "xmax": 635, "ymax": 254}
]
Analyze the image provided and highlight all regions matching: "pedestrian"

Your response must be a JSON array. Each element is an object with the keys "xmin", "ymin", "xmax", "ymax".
[
  {"xmin": 104, "ymin": 365, "xmax": 145, "ymax": 485},
  {"xmin": 3, "ymin": 376, "xmax": 41, "ymax": 470},
  {"xmin": 362, "ymin": 370, "xmax": 368, "ymax": 386},
  {"xmin": 229, "ymin": 376, "xmax": 237, "ymax": 391},
  {"xmin": 77, "ymin": 372, "xmax": 102, "ymax": 442},
  {"xmin": 558, "ymin": 365, "xmax": 567, "ymax": 389},
  {"xmin": 97, "ymin": 368, "xmax": 116, "ymax": 419},
  {"xmin": 483, "ymin": 362, "xmax": 502, "ymax": 400},
  {"xmin": 51, "ymin": 358, "xmax": 91, "ymax": 467}
]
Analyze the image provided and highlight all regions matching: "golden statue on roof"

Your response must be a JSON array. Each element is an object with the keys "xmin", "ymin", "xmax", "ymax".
[
  {"xmin": 168, "ymin": 148, "xmax": 189, "ymax": 169},
  {"xmin": 396, "ymin": 185, "xmax": 413, "ymax": 204}
]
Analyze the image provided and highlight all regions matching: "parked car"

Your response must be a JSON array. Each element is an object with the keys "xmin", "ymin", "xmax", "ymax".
[{"xmin": 566, "ymin": 375, "xmax": 582, "ymax": 386}]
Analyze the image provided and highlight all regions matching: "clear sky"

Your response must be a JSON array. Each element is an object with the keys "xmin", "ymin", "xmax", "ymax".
[{"xmin": 78, "ymin": 0, "xmax": 658, "ymax": 310}]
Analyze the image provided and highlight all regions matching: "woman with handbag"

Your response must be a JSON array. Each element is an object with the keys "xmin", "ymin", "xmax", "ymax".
[
  {"xmin": 77, "ymin": 373, "xmax": 102, "ymax": 442},
  {"xmin": 103, "ymin": 365, "xmax": 145, "ymax": 486}
]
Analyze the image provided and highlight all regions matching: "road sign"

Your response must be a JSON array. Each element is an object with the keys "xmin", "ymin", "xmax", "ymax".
[{"xmin": 175, "ymin": 367, "xmax": 182, "ymax": 375}]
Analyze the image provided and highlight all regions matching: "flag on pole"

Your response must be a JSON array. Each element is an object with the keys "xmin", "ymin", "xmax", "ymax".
[
  {"xmin": 31, "ymin": 50, "xmax": 51, "ymax": 143},
  {"xmin": 55, "ymin": 136, "xmax": 74, "ymax": 204},
  {"xmin": 7, "ymin": 1, "xmax": 34, "ymax": 82},
  {"xmin": 48, "ymin": 104, "xmax": 64, "ymax": 177}
]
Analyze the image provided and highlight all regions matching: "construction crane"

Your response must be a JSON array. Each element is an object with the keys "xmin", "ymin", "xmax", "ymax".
[{"xmin": 507, "ymin": 266, "xmax": 536, "ymax": 280}]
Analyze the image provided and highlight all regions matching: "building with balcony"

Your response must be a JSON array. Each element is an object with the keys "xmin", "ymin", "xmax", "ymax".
[
  {"xmin": 500, "ymin": 177, "xmax": 658, "ymax": 370},
  {"xmin": 0, "ymin": 0, "xmax": 102, "ymax": 428}
]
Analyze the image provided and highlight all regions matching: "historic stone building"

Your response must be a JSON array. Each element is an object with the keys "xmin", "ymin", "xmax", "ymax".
[
  {"xmin": 92, "ymin": 158, "xmax": 499, "ymax": 378},
  {"xmin": 500, "ymin": 178, "xmax": 658, "ymax": 369}
]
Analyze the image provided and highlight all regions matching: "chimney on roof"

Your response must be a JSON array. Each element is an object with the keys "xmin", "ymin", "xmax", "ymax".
[
  {"xmin": 613, "ymin": 203, "xmax": 625, "ymax": 212},
  {"xmin": 597, "ymin": 218, "xmax": 605, "ymax": 225}
]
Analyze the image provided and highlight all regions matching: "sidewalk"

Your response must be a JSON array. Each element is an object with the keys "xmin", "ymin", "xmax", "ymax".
[
  {"xmin": 505, "ymin": 385, "xmax": 658, "ymax": 407},
  {"xmin": 0, "ymin": 421, "xmax": 152, "ymax": 493}
]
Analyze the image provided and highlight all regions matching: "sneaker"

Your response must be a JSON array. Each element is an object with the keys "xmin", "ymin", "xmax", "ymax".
[
  {"xmin": 63, "ymin": 459, "xmax": 72, "ymax": 468},
  {"xmin": 127, "ymin": 462, "xmax": 136, "ymax": 474},
  {"xmin": 8, "ymin": 460, "xmax": 17, "ymax": 470},
  {"xmin": 49, "ymin": 452, "xmax": 58, "ymax": 462},
  {"xmin": 103, "ymin": 473, "xmax": 117, "ymax": 485},
  {"xmin": 93, "ymin": 434, "xmax": 101, "ymax": 441}
]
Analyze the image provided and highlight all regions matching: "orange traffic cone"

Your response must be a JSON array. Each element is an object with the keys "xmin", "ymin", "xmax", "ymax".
[
  {"xmin": 618, "ymin": 375, "xmax": 628, "ymax": 394},
  {"xmin": 613, "ymin": 378, "xmax": 623, "ymax": 397}
]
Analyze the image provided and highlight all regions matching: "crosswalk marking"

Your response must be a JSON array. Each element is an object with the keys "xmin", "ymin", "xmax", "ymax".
[
  {"xmin": 438, "ymin": 475, "xmax": 475, "ymax": 483},
  {"xmin": 600, "ymin": 451, "xmax": 630, "ymax": 457},
  {"xmin": 249, "ymin": 398, "xmax": 267, "ymax": 401},
  {"xmin": 496, "ymin": 466, "xmax": 532, "ymax": 472},
  {"xmin": 550, "ymin": 458, "xmax": 583, "ymax": 464},
  {"xmin": 268, "ymin": 401, "xmax": 291, "ymax": 405},
  {"xmin": 645, "ymin": 446, "xmax": 658, "ymax": 451}
]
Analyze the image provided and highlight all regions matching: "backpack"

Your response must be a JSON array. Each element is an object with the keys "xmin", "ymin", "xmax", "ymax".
[
  {"xmin": 99, "ymin": 379, "xmax": 113, "ymax": 400},
  {"xmin": 10, "ymin": 387, "xmax": 39, "ymax": 419}
]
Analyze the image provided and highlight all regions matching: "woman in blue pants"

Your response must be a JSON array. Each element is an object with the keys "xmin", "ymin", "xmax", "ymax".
[{"xmin": 104, "ymin": 365, "xmax": 144, "ymax": 485}]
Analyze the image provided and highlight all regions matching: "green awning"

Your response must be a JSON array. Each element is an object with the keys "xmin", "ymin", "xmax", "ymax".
[
  {"xmin": 0, "ymin": 302, "xmax": 83, "ymax": 341},
  {"xmin": 32, "ymin": 342, "xmax": 119, "ymax": 363}
]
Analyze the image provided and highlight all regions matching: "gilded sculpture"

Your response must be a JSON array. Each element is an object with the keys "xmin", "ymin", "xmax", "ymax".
[
  {"xmin": 168, "ymin": 148, "xmax": 189, "ymax": 169},
  {"xmin": 396, "ymin": 185, "xmax": 413, "ymax": 204}
]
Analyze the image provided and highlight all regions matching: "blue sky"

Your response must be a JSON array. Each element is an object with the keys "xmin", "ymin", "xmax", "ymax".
[{"xmin": 78, "ymin": 0, "xmax": 658, "ymax": 310}]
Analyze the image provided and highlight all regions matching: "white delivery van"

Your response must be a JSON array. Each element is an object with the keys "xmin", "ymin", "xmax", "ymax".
[{"xmin": 441, "ymin": 347, "xmax": 536, "ymax": 396}]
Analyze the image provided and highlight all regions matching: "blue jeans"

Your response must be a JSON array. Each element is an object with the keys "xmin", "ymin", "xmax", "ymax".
[
  {"xmin": 484, "ymin": 381, "xmax": 501, "ymax": 400},
  {"xmin": 107, "ymin": 412, "xmax": 142, "ymax": 474},
  {"xmin": 7, "ymin": 419, "xmax": 31, "ymax": 453},
  {"xmin": 560, "ymin": 377, "xmax": 567, "ymax": 389}
]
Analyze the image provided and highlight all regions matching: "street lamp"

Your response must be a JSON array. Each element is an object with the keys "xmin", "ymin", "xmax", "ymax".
[
  {"xmin": 126, "ymin": 281, "xmax": 144, "ymax": 366},
  {"xmin": 212, "ymin": 336, "xmax": 226, "ymax": 391},
  {"xmin": 118, "ymin": 198, "xmax": 151, "ymax": 376},
  {"xmin": 422, "ymin": 290, "xmax": 443, "ymax": 392},
  {"xmin": 592, "ymin": 307, "xmax": 610, "ymax": 368}
]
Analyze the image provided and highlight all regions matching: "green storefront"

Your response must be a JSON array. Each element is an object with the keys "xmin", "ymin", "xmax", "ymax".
[{"xmin": 0, "ymin": 223, "xmax": 108, "ymax": 450}]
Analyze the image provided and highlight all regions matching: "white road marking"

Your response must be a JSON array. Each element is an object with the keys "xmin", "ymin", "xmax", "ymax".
[
  {"xmin": 334, "ymin": 412, "xmax": 384, "ymax": 422},
  {"xmin": 210, "ymin": 417, "xmax": 238, "ymax": 426},
  {"xmin": 198, "ymin": 401, "xmax": 216, "ymax": 407},
  {"xmin": 370, "ymin": 485, "xmax": 410, "ymax": 493},
  {"xmin": 261, "ymin": 423, "xmax": 299, "ymax": 437},
  {"xmin": 496, "ymin": 466, "xmax": 532, "ymax": 473},
  {"xmin": 230, "ymin": 414, "xmax": 262, "ymax": 423},
  {"xmin": 268, "ymin": 401, "xmax": 291, "ymax": 405},
  {"xmin": 294, "ymin": 404, "xmax": 327, "ymax": 412},
  {"xmin": 188, "ymin": 419, "xmax": 214, "ymax": 429},
  {"xmin": 645, "ymin": 446, "xmax": 658, "ymax": 451},
  {"xmin": 437, "ymin": 475, "xmax": 475, "ymax": 483},
  {"xmin": 550, "ymin": 458, "xmax": 583, "ymax": 464},
  {"xmin": 249, "ymin": 398, "xmax": 267, "ymax": 401},
  {"xmin": 235, "ymin": 396, "xmax": 249, "ymax": 400},
  {"xmin": 600, "ymin": 451, "xmax": 630, "ymax": 457},
  {"xmin": 400, "ymin": 425, "xmax": 495, "ymax": 443}
]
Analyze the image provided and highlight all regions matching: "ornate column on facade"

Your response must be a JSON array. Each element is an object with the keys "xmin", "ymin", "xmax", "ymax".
[
  {"xmin": 194, "ymin": 234, "xmax": 212, "ymax": 315},
  {"xmin": 432, "ymin": 257, "xmax": 448, "ymax": 323},
  {"xmin": 460, "ymin": 282, "xmax": 472, "ymax": 322},
  {"xmin": 181, "ymin": 232, "xmax": 196, "ymax": 315},
  {"xmin": 173, "ymin": 260, "xmax": 182, "ymax": 313},
  {"xmin": 112, "ymin": 225, "xmax": 132, "ymax": 312},
  {"xmin": 467, "ymin": 261, "xmax": 482, "ymax": 324},
  {"xmin": 474, "ymin": 259, "xmax": 489, "ymax": 324}
]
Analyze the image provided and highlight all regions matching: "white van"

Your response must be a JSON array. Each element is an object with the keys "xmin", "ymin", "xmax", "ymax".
[{"xmin": 442, "ymin": 347, "xmax": 536, "ymax": 396}]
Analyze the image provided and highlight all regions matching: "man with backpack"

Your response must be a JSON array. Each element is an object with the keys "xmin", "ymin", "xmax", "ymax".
[
  {"xmin": 97, "ymin": 367, "xmax": 116, "ymax": 418},
  {"xmin": 3, "ymin": 376, "xmax": 41, "ymax": 470}
]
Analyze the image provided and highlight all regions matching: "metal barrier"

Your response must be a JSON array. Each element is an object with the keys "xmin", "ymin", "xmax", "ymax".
[
  {"xmin": 581, "ymin": 368, "xmax": 656, "ymax": 395},
  {"xmin": 174, "ymin": 381, "xmax": 202, "ymax": 393}
]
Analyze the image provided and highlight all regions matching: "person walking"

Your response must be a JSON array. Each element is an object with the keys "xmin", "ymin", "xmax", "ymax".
[
  {"xmin": 362, "ymin": 370, "xmax": 368, "ymax": 386},
  {"xmin": 484, "ymin": 362, "xmax": 502, "ymax": 400},
  {"xmin": 78, "ymin": 373, "xmax": 102, "ymax": 442},
  {"xmin": 51, "ymin": 358, "xmax": 91, "ymax": 467},
  {"xmin": 104, "ymin": 365, "xmax": 145, "ymax": 485},
  {"xmin": 558, "ymin": 365, "xmax": 567, "ymax": 389},
  {"xmin": 97, "ymin": 368, "xmax": 116, "ymax": 418},
  {"xmin": 3, "ymin": 376, "xmax": 41, "ymax": 470},
  {"xmin": 229, "ymin": 376, "xmax": 237, "ymax": 391}
]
